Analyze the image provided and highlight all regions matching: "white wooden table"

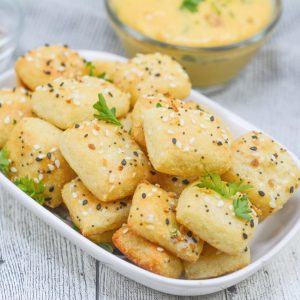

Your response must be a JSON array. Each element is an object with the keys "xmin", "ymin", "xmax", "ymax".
[{"xmin": 1, "ymin": 0, "xmax": 300, "ymax": 299}]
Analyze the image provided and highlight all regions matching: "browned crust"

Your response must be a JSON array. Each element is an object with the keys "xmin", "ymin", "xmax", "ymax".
[{"xmin": 112, "ymin": 226, "xmax": 183, "ymax": 278}]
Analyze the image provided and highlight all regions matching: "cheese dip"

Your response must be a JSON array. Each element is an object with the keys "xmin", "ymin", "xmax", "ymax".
[{"xmin": 111, "ymin": 0, "xmax": 273, "ymax": 47}]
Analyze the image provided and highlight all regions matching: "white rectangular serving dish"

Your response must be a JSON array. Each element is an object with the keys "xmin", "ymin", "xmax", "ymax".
[{"xmin": 0, "ymin": 50, "xmax": 300, "ymax": 296}]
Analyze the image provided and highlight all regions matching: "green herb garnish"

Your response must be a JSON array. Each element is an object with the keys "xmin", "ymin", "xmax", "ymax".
[
  {"xmin": 85, "ymin": 61, "xmax": 96, "ymax": 76},
  {"xmin": 98, "ymin": 72, "xmax": 114, "ymax": 83},
  {"xmin": 196, "ymin": 173, "xmax": 252, "ymax": 199},
  {"xmin": 156, "ymin": 102, "xmax": 162, "ymax": 108},
  {"xmin": 93, "ymin": 94, "xmax": 121, "ymax": 126},
  {"xmin": 233, "ymin": 194, "xmax": 253, "ymax": 221},
  {"xmin": 14, "ymin": 177, "xmax": 45, "ymax": 205},
  {"xmin": 85, "ymin": 61, "xmax": 113, "ymax": 82},
  {"xmin": 181, "ymin": 0, "xmax": 204, "ymax": 12},
  {"xmin": 0, "ymin": 148, "xmax": 10, "ymax": 174},
  {"xmin": 196, "ymin": 173, "xmax": 253, "ymax": 220},
  {"xmin": 99, "ymin": 242, "xmax": 114, "ymax": 253}
]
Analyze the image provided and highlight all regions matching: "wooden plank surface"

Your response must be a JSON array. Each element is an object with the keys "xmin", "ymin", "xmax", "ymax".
[
  {"xmin": 95, "ymin": 235, "xmax": 300, "ymax": 300},
  {"xmin": 0, "ymin": 190, "xmax": 96, "ymax": 300}
]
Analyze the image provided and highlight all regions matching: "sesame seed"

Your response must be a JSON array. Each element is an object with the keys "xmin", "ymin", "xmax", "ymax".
[
  {"xmin": 48, "ymin": 164, "xmax": 55, "ymax": 171},
  {"xmin": 92, "ymin": 129, "xmax": 99, "ymax": 136},
  {"xmin": 109, "ymin": 173, "xmax": 115, "ymax": 183},
  {"xmin": 10, "ymin": 167, "xmax": 17, "ymax": 173},
  {"xmin": 142, "ymin": 193, "xmax": 146, "ymax": 199},
  {"xmin": 217, "ymin": 200, "xmax": 224, "ymax": 207},
  {"xmin": 37, "ymin": 154, "xmax": 46, "ymax": 160},
  {"xmin": 82, "ymin": 200, "xmax": 88, "ymax": 205},
  {"xmin": 54, "ymin": 159, "xmax": 60, "ymax": 168},
  {"xmin": 258, "ymin": 190, "xmax": 265, "ymax": 197},
  {"xmin": 250, "ymin": 146, "xmax": 258, "ymax": 151},
  {"xmin": 4, "ymin": 116, "xmax": 10, "ymax": 124},
  {"xmin": 157, "ymin": 247, "xmax": 164, "ymax": 252},
  {"xmin": 172, "ymin": 138, "xmax": 177, "ymax": 145},
  {"xmin": 189, "ymin": 137, "xmax": 195, "ymax": 144}
]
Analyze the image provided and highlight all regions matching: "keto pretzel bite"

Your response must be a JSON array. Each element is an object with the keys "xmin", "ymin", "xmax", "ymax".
[
  {"xmin": 184, "ymin": 244, "xmax": 250, "ymax": 279},
  {"xmin": 62, "ymin": 178, "xmax": 130, "ymax": 242},
  {"xmin": 15, "ymin": 45, "xmax": 85, "ymax": 90},
  {"xmin": 120, "ymin": 112, "xmax": 132, "ymax": 133},
  {"xmin": 5, "ymin": 117, "xmax": 76, "ymax": 208},
  {"xmin": 0, "ymin": 87, "xmax": 33, "ymax": 148},
  {"xmin": 60, "ymin": 120, "xmax": 152, "ymax": 202},
  {"xmin": 143, "ymin": 107, "xmax": 232, "ymax": 177},
  {"xmin": 128, "ymin": 182, "xmax": 204, "ymax": 262},
  {"xmin": 176, "ymin": 182, "xmax": 258, "ymax": 255},
  {"xmin": 106, "ymin": 53, "xmax": 191, "ymax": 106},
  {"xmin": 222, "ymin": 131, "xmax": 300, "ymax": 220},
  {"xmin": 156, "ymin": 173, "xmax": 198, "ymax": 197},
  {"xmin": 88, "ymin": 230, "xmax": 115, "ymax": 244},
  {"xmin": 112, "ymin": 225, "xmax": 183, "ymax": 279},
  {"xmin": 131, "ymin": 93, "xmax": 207, "ymax": 148},
  {"xmin": 32, "ymin": 76, "xmax": 130, "ymax": 129},
  {"xmin": 87, "ymin": 60, "xmax": 119, "ymax": 82}
]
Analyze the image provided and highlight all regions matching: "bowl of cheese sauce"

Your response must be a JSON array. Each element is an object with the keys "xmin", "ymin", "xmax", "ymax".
[{"xmin": 105, "ymin": 0, "xmax": 281, "ymax": 93}]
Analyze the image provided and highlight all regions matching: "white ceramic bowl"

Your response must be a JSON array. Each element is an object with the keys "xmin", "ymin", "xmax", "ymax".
[{"xmin": 0, "ymin": 51, "xmax": 300, "ymax": 296}]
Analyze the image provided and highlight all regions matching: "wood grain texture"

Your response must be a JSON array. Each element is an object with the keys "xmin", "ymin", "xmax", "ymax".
[
  {"xmin": 96, "ymin": 234, "xmax": 300, "ymax": 300},
  {"xmin": 0, "ymin": 190, "xmax": 96, "ymax": 300}
]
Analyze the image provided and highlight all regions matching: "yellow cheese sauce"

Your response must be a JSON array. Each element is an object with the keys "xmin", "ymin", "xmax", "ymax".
[{"xmin": 111, "ymin": 0, "xmax": 273, "ymax": 47}]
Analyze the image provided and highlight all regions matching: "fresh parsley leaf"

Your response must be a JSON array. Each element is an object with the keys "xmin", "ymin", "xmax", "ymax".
[
  {"xmin": 14, "ymin": 177, "xmax": 45, "ymax": 205},
  {"xmin": 233, "ymin": 194, "xmax": 253, "ymax": 220},
  {"xmin": 85, "ymin": 61, "xmax": 113, "ymax": 83},
  {"xmin": 0, "ymin": 148, "xmax": 10, "ymax": 174},
  {"xmin": 93, "ymin": 94, "xmax": 121, "ymax": 126},
  {"xmin": 181, "ymin": 0, "xmax": 204, "ymax": 12},
  {"xmin": 98, "ymin": 72, "xmax": 114, "ymax": 83},
  {"xmin": 85, "ymin": 61, "xmax": 96, "ymax": 76},
  {"xmin": 99, "ymin": 242, "xmax": 114, "ymax": 253},
  {"xmin": 196, "ymin": 173, "xmax": 252, "ymax": 199},
  {"xmin": 156, "ymin": 102, "xmax": 162, "ymax": 108},
  {"xmin": 227, "ymin": 181, "xmax": 253, "ymax": 197}
]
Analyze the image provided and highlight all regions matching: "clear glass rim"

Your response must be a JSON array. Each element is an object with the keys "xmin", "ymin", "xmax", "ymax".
[
  {"xmin": 105, "ymin": 0, "xmax": 282, "ymax": 52},
  {"xmin": 0, "ymin": 0, "xmax": 24, "ymax": 48}
]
